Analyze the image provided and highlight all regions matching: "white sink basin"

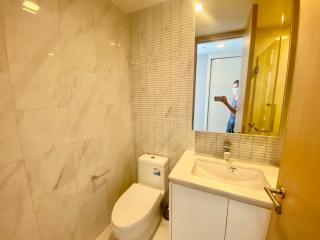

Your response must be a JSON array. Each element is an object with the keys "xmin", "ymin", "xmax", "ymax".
[
  {"xmin": 169, "ymin": 151, "xmax": 279, "ymax": 208},
  {"xmin": 191, "ymin": 159, "xmax": 269, "ymax": 191}
]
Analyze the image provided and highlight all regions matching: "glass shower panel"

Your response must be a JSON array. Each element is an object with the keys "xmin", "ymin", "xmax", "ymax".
[{"xmin": 249, "ymin": 40, "xmax": 280, "ymax": 134}]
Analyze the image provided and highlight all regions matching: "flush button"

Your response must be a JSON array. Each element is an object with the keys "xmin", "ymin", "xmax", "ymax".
[{"xmin": 153, "ymin": 168, "xmax": 160, "ymax": 176}]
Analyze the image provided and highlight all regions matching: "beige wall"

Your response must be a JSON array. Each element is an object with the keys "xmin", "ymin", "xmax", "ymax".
[
  {"xmin": 129, "ymin": 0, "xmax": 282, "ymax": 169},
  {"xmin": 0, "ymin": 0, "xmax": 135, "ymax": 240},
  {"xmin": 129, "ymin": 0, "xmax": 196, "ymax": 170}
]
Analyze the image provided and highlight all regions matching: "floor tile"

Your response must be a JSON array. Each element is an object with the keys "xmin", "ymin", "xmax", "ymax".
[{"xmin": 96, "ymin": 218, "xmax": 170, "ymax": 240}]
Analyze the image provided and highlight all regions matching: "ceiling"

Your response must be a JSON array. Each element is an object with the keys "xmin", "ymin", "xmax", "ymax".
[
  {"xmin": 111, "ymin": 0, "xmax": 165, "ymax": 13},
  {"xmin": 112, "ymin": 0, "xmax": 255, "ymax": 24},
  {"xmin": 112, "ymin": 0, "xmax": 289, "ymax": 37},
  {"xmin": 197, "ymin": 37, "xmax": 244, "ymax": 56},
  {"xmin": 195, "ymin": 0, "xmax": 255, "ymax": 37}
]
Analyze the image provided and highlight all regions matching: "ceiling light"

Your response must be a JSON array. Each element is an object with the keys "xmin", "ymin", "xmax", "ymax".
[
  {"xmin": 195, "ymin": 3, "xmax": 202, "ymax": 13},
  {"xmin": 109, "ymin": 42, "xmax": 121, "ymax": 48},
  {"xmin": 22, "ymin": 1, "xmax": 40, "ymax": 14},
  {"xmin": 216, "ymin": 43, "xmax": 226, "ymax": 48}
]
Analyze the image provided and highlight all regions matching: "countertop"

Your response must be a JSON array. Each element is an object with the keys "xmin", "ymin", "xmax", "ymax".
[{"xmin": 169, "ymin": 151, "xmax": 279, "ymax": 209}]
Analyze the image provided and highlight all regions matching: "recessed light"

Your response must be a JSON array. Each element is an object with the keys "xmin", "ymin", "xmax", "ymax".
[
  {"xmin": 195, "ymin": 3, "xmax": 202, "ymax": 13},
  {"xmin": 110, "ymin": 42, "xmax": 121, "ymax": 48},
  {"xmin": 216, "ymin": 43, "xmax": 226, "ymax": 48},
  {"xmin": 22, "ymin": 1, "xmax": 40, "ymax": 14}
]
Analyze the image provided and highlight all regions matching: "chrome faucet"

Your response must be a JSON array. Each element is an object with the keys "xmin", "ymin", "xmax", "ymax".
[
  {"xmin": 223, "ymin": 140, "xmax": 232, "ymax": 152},
  {"xmin": 223, "ymin": 140, "xmax": 232, "ymax": 161}
]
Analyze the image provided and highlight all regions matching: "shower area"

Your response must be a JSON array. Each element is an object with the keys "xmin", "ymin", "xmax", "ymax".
[{"xmin": 245, "ymin": 22, "xmax": 291, "ymax": 136}]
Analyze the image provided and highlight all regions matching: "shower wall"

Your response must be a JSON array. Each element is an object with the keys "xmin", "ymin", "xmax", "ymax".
[{"xmin": 0, "ymin": 1, "xmax": 135, "ymax": 240}]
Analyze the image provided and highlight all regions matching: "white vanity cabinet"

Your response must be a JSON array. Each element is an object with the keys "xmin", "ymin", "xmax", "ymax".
[
  {"xmin": 225, "ymin": 200, "xmax": 271, "ymax": 240},
  {"xmin": 170, "ymin": 183, "xmax": 271, "ymax": 240},
  {"xmin": 170, "ymin": 183, "xmax": 228, "ymax": 240}
]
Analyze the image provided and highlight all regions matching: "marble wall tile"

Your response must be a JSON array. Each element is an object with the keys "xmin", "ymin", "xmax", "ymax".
[
  {"xmin": 0, "ymin": 5, "xmax": 40, "ymax": 240},
  {"xmin": 0, "ymin": 161, "xmax": 40, "ymax": 240},
  {"xmin": 58, "ymin": 0, "xmax": 96, "ymax": 72},
  {"xmin": 92, "ymin": 0, "xmax": 118, "ymax": 43},
  {"xmin": 0, "ymin": 18, "xmax": 23, "ymax": 165},
  {"xmin": 65, "ymin": 67, "xmax": 110, "ymax": 239},
  {"xmin": 0, "ymin": 78, "xmax": 23, "ymax": 165},
  {"xmin": 4, "ymin": 2, "xmax": 66, "ymax": 109},
  {"xmin": 0, "ymin": 0, "xmax": 134, "ymax": 239},
  {"xmin": 95, "ymin": 41, "xmax": 131, "ymax": 106},
  {"xmin": 0, "ymin": 161, "xmax": 30, "ymax": 208},
  {"xmin": 65, "ymin": 69, "xmax": 101, "ymax": 109},
  {"xmin": 33, "ymin": 181, "xmax": 83, "ymax": 240},
  {"xmin": 73, "ymin": 136, "xmax": 108, "ymax": 206},
  {"xmin": 93, "ymin": 1, "xmax": 130, "ymax": 106},
  {"xmin": 64, "ymin": 69, "xmax": 107, "ymax": 143},
  {"xmin": 69, "ymin": 107, "xmax": 109, "ymax": 142},
  {"xmin": 103, "ymin": 104, "xmax": 135, "ymax": 215},
  {"xmin": 17, "ymin": 109, "xmax": 75, "ymax": 201},
  {"xmin": 79, "ymin": 181, "xmax": 109, "ymax": 240},
  {"xmin": 6, "ymin": 0, "xmax": 58, "ymax": 20},
  {"xmin": 0, "ymin": 198, "xmax": 40, "ymax": 240}
]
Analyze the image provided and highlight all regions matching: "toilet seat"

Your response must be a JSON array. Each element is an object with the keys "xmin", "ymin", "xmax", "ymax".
[{"xmin": 111, "ymin": 183, "xmax": 162, "ymax": 232}]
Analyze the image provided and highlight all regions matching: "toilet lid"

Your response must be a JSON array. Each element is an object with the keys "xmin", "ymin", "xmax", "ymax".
[{"xmin": 111, "ymin": 183, "xmax": 162, "ymax": 230}]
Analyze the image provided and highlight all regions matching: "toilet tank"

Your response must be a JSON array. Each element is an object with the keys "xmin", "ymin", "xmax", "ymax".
[{"xmin": 138, "ymin": 154, "xmax": 168, "ymax": 193}]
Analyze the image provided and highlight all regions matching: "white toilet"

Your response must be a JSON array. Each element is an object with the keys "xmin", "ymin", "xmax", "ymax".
[{"xmin": 111, "ymin": 154, "xmax": 168, "ymax": 240}]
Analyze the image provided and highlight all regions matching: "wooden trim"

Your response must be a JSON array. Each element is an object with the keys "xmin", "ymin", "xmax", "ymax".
[
  {"xmin": 278, "ymin": 0, "xmax": 300, "ymax": 137},
  {"xmin": 240, "ymin": 4, "xmax": 258, "ymax": 133},
  {"xmin": 195, "ymin": 30, "xmax": 245, "ymax": 43},
  {"xmin": 192, "ymin": 36, "xmax": 198, "ymax": 130}
]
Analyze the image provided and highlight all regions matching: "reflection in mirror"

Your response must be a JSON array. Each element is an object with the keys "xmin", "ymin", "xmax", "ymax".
[
  {"xmin": 244, "ymin": 0, "xmax": 293, "ymax": 136},
  {"xmin": 193, "ymin": 0, "xmax": 294, "ymax": 136},
  {"xmin": 194, "ymin": 38, "xmax": 243, "ymax": 133}
]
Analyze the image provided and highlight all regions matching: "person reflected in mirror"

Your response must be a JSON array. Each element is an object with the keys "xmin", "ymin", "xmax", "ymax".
[{"xmin": 214, "ymin": 80, "xmax": 239, "ymax": 133}]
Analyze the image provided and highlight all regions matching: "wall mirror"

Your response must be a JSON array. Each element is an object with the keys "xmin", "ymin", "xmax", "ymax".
[{"xmin": 193, "ymin": 0, "xmax": 295, "ymax": 136}]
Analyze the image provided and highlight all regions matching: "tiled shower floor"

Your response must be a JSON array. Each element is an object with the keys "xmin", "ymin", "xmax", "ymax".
[{"xmin": 96, "ymin": 218, "xmax": 170, "ymax": 240}]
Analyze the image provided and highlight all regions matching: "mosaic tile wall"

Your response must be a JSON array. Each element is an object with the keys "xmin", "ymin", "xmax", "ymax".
[
  {"xmin": 195, "ymin": 132, "xmax": 281, "ymax": 164},
  {"xmin": 129, "ymin": 0, "xmax": 282, "ymax": 169},
  {"xmin": 129, "ymin": 0, "xmax": 196, "ymax": 170}
]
